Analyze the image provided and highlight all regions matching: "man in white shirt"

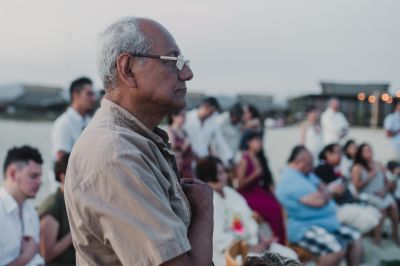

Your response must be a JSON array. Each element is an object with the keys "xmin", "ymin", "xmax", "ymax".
[
  {"xmin": 0, "ymin": 146, "xmax": 44, "ymax": 266},
  {"xmin": 384, "ymin": 101, "xmax": 400, "ymax": 160},
  {"xmin": 51, "ymin": 77, "xmax": 96, "ymax": 161},
  {"xmin": 184, "ymin": 97, "xmax": 234, "ymax": 166},
  {"xmin": 215, "ymin": 103, "xmax": 243, "ymax": 159},
  {"xmin": 321, "ymin": 98, "xmax": 349, "ymax": 144}
]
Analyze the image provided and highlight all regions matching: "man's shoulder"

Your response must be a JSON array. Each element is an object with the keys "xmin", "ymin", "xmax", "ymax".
[
  {"xmin": 385, "ymin": 112, "xmax": 396, "ymax": 121},
  {"xmin": 54, "ymin": 108, "xmax": 74, "ymax": 123},
  {"xmin": 67, "ymin": 120, "xmax": 159, "ymax": 190},
  {"xmin": 278, "ymin": 169, "xmax": 306, "ymax": 190}
]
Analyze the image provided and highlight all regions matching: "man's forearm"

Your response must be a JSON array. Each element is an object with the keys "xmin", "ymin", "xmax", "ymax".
[
  {"xmin": 7, "ymin": 255, "xmax": 30, "ymax": 266},
  {"xmin": 187, "ymin": 210, "xmax": 214, "ymax": 266},
  {"xmin": 160, "ymin": 210, "xmax": 214, "ymax": 266}
]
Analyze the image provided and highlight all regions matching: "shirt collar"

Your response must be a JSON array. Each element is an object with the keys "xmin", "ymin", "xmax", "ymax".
[
  {"xmin": 100, "ymin": 98, "xmax": 170, "ymax": 150},
  {"xmin": 0, "ymin": 186, "xmax": 19, "ymax": 214},
  {"xmin": 67, "ymin": 107, "xmax": 88, "ymax": 122}
]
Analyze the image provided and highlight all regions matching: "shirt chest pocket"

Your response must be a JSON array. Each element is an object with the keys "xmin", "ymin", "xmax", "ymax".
[{"xmin": 0, "ymin": 219, "xmax": 22, "ymax": 259}]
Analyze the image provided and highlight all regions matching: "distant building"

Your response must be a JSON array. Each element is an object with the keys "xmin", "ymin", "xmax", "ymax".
[
  {"xmin": 0, "ymin": 83, "xmax": 68, "ymax": 119},
  {"xmin": 288, "ymin": 82, "xmax": 392, "ymax": 126},
  {"xmin": 238, "ymin": 93, "xmax": 287, "ymax": 119}
]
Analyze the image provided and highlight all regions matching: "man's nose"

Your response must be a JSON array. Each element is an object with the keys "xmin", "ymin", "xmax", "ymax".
[{"xmin": 179, "ymin": 65, "xmax": 193, "ymax": 81}]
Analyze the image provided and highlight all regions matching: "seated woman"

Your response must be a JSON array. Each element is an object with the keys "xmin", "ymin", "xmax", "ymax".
[
  {"xmin": 277, "ymin": 146, "xmax": 362, "ymax": 266},
  {"xmin": 351, "ymin": 143, "xmax": 399, "ymax": 245},
  {"xmin": 196, "ymin": 156, "xmax": 298, "ymax": 266},
  {"xmin": 314, "ymin": 143, "xmax": 381, "ymax": 234},
  {"xmin": 340, "ymin": 140, "xmax": 358, "ymax": 179},
  {"xmin": 236, "ymin": 131, "xmax": 286, "ymax": 245},
  {"xmin": 38, "ymin": 154, "xmax": 75, "ymax": 265}
]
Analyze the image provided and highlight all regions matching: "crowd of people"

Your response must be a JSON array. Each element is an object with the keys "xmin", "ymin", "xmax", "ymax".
[{"xmin": 2, "ymin": 16, "xmax": 400, "ymax": 266}]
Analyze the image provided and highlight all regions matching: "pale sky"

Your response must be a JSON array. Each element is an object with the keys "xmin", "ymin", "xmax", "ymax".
[{"xmin": 0, "ymin": 0, "xmax": 399, "ymax": 99}]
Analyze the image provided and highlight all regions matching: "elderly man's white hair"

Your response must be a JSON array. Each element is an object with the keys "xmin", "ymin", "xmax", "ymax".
[{"xmin": 97, "ymin": 17, "xmax": 152, "ymax": 89}]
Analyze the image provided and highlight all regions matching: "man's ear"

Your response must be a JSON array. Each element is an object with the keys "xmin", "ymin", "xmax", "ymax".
[
  {"xmin": 71, "ymin": 90, "xmax": 81, "ymax": 102},
  {"xmin": 116, "ymin": 53, "xmax": 137, "ymax": 89},
  {"xmin": 6, "ymin": 164, "xmax": 18, "ymax": 181}
]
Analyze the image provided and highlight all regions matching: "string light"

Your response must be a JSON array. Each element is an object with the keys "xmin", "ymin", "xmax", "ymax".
[
  {"xmin": 357, "ymin": 92, "xmax": 366, "ymax": 101},
  {"xmin": 368, "ymin": 95, "xmax": 376, "ymax": 104}
]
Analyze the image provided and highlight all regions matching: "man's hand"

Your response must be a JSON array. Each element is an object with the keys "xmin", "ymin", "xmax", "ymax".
[
  {"xmin": 330, "ymin": 183, "xmax": 345, "ymax": 195},
  {"xmin": 260, "ymin": 236, "xmax": 278, "ymax": 250},
  {"xmin": 181, "ymin": 178, "xmax": 213, "ymax": 218},
  {"xmin": 21, "ymin": 236, "xmax": 39, "ymax": 263},
  {"xmin": 375, "ymin": 190, "xmax": 386, "ymax": 198}
]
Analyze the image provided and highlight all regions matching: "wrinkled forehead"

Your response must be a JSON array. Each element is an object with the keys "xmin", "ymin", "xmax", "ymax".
[{"xmin": 139, "ymin": 19, "xmax": 180, "ymax": 56}]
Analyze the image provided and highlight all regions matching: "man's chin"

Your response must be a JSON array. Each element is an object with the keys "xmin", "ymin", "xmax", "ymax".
[
  {"xmin": 171, "ymin": 97, "xmax": 186, "ymax": 110},
  {"xmin": 26, "ymin": 191, "xmax": 39, "ymax": 199}
]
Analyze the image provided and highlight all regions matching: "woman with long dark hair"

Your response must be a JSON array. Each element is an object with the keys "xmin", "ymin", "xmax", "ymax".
[
  {"xmin": 236, "ymin": 131, "xmax": 286, "ymax": 245},
  {"xmin": 314, "ymin": 144, "xmax": 380, "ymax": 234},
  {"xmin": 352, "ymin": 143, "xmax": 399, "ymax": 244},
  {"xmin": 340, "ymin": 139, "xmax": 358, "ymax": 178},
  {"xmin": 242, "ymin": 104, "xmax": 263, "ymax": 132}
]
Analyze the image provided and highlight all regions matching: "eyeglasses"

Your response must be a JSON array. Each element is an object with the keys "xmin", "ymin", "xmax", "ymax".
[{"xmin": 130, "ymin": 53, "xmax": 190, "ymax": 71}]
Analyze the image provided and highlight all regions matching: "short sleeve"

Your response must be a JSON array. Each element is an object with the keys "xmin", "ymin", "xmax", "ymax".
[
  {"xmin": 37, "ymin": 193, "xmax": 61, "ymax": 222},
  {"xmin": 66, "ymin": 153, "xmax": 191, "ymax": 266},
  {"xmin": 277, "ymin": 175, "xmax": 317, "ymax": 205},
  {"xmin": 52, "ymin": 119, "xmax": 74, "ymax": 155}
]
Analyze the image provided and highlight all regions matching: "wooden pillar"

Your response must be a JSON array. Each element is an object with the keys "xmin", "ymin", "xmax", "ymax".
[{"xmin": 370, "ymin": 92, "xmax": 380, "ymax": 128}]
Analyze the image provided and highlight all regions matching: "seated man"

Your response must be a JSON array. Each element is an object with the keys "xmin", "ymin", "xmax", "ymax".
[
  {"xmin": 195, "ymin": 156, "xmax": 298, "ymax": 266},
  {"xmin": 276, "ymin": 145, "xmax": 362, "ymax": 266},
  {"xmin": 38, "ymin": 154, "xmax": 75, "ymax": 265},
  {"xmin": 0, "ymin": 146, "xmax": 44, "ymax": 266}
]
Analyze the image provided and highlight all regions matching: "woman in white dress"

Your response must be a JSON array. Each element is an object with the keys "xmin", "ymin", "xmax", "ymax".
[
  {"xmin": 340, "ymin": 140, "xmax": 357, "ymax": 179},
  {"xmin": 300, "ymin": 106, "xmax": 323, "ymax": 164}
]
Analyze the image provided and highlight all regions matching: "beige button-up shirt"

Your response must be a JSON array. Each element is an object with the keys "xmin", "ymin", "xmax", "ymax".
[{"xmin": 65, "ymin": 98, "xmax": 192, "ymax": 266}]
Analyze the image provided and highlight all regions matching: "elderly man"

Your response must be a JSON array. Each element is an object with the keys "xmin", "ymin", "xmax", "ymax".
[
  {"xmin": 321, "ymin": 98, "xmax": 349, "ymax": 144},
  {"xmin": 64, "ymin": 17, "xmax": 213, "ymax": 266},
  {"xmin": 276, "ymin": 146, "xmax": 362, "ymax": 266},
  {"xmin": 0, "ymin": 146, "xmax": 44, "ymax": 266}
]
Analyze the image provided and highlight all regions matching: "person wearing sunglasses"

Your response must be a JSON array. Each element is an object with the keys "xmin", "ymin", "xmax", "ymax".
[{"xmin": 64, "ymin": 17, "xmax": 213, "ymax": 266}]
